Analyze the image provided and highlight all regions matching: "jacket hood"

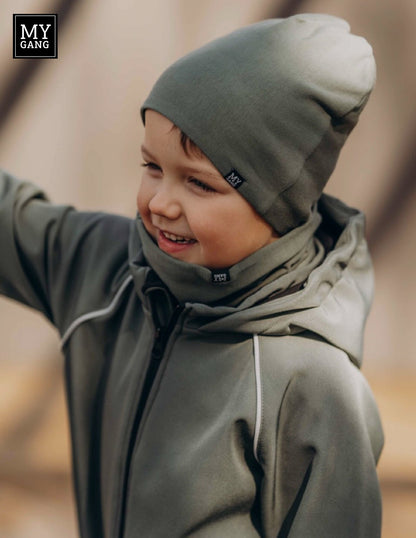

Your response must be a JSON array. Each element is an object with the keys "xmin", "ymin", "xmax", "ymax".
[{"xmin": 129, "ymin": 194, "xmax": 373, "ymax": 367}]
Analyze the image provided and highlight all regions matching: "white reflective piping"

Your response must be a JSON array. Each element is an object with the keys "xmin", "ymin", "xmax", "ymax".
[
  {"xmin": 60, "ymin": 274, "xmax": 134, "ymax": 349},
  {"xmin": 253, "ymin": 333, "xmax": 262, "ymax": 464}
]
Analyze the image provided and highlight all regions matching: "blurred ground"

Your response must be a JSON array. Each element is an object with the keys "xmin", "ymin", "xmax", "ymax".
[
  {"xmin": 0, "ymin": 356, "xmax": 76, "ymax": 538},
  {"xmin": 370, "ymin": 374, "xmax": 416, "ymax": 537}
]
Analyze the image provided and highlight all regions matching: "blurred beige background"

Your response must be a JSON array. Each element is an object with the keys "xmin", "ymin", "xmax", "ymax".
[{"xmin": 0, "ymin": 0, "xmax": 415, "ymax": 536}]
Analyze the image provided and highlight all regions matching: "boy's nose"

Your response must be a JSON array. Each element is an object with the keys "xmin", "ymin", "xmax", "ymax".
[{"xmin": 148, "ymin": 186, "xmax": 181, "ymax": 220}]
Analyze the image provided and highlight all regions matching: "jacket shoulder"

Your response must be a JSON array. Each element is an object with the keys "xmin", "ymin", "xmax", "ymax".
[{"xmin": 256, "ymin": 333, "xmax": 384, "ymax": 461}]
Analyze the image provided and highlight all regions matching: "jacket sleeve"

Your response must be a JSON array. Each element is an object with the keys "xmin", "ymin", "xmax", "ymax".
[
  {"xmin": 0, "ymin": 169, "xmax": 131, "ymax": 335},
  {"xmin": 258, "ymin": 340, "xmax": 384, "ymax": 538}
]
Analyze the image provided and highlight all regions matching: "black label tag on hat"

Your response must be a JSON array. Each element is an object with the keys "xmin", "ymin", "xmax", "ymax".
[
  {"xmin": 224, "ymin": 169, "xmax": 245, "ymax": 189},
  {"xmin": 211, "ymin": 269, "xmax": 231, "ymax": 284}
]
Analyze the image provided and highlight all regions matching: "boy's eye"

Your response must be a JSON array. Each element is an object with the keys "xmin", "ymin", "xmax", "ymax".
[
  {"xmin": 189, "ymin": 177, "xmax": 216, "ymax": 193},
  {"xmin": 141, "ymin": 161, "xmax": 161, "ymax": 171}
]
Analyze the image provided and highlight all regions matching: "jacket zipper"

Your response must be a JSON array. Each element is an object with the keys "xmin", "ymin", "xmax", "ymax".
[{"xmin": 117, "ymin": 303, "xmax": 183, "ymax": 538}]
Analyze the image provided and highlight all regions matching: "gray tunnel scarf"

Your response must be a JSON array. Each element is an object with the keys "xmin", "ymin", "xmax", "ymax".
[
  {"xmin": 141, "ymin": 13, "xmax": 376, "ymax": 235},
  {"xmin": 132, "ymin": 206, "xmax": 324, "ymax": 305}
]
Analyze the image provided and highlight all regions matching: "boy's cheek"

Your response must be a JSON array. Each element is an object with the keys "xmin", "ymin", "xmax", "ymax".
[
  {"xmin": 136, "ymin": 190, "xmax": 156, "ymax": 239},
  {"xmin": 136, "ymin": 184, "xmax": 149, "ymax": 215},
  {"xmin": 137, "ymin": 197, "xmax": 150, "ymax": 223},
  {"xmin": 136, "ymin": 192, "xmax": 143, "ymax": 213}
]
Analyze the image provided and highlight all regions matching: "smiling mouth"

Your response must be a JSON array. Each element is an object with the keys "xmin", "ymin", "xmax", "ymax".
[{"xmin": 161, "ymin": 230, "xmax": 197, "ymax": 244}]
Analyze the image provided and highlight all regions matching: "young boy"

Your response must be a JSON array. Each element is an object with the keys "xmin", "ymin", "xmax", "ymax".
[{"xmin": 0, "ymin": 13, "xmax": 383, "ymax": 538}]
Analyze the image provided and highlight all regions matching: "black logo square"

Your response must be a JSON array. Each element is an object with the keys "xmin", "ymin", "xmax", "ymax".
[
  {"xmin": 13, "ymin": 14, "xmax": 58, "ymax": 59},
  {"xmin": 224, "ymin": 169, "xmax": 245, "ymax": 189},
  {"xmin": 211, "ymin": 269, "xmax": 231, "ymax": 284}
]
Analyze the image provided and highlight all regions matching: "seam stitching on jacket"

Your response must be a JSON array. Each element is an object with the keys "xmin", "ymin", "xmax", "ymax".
[
  {"xmin": 60, "ymin": 274, "xmax": 134, "ymax": 349},
  {"xmin": 253, "ymin": 334, "xmax": 262, "ymax": 464}
]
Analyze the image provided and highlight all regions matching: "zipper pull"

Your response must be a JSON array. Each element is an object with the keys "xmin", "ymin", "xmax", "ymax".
[{"xmin": 151, "ymin": 327, "xmax": 165, "ymax": 360}]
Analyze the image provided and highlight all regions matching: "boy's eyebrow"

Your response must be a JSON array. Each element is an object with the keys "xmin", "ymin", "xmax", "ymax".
[
  {"xmin": 141, "ymin": 145, "xmax": 157, "ymax": 160},
  {"xmin": 140, "ymin": 144, "xmax": 224, "ymax": 181},
  {"xmin": 185, "ymin": 166, "xmax": 224, "ymax": 181}
]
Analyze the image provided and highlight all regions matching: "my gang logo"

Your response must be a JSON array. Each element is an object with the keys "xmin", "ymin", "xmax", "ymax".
[
  {"xmin": 224, "ymin": 169, "xmax": 245, "ymax": 189},
  {"xmin": 211, "ymin": 269, "xmax": 231, "ymax": 284},
  {"xmin": 13, "ymin": 14, "xmax": 58, "ymax": 59}
]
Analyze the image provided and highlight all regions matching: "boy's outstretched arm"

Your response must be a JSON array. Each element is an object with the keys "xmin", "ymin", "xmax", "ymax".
[
  {"xmin": 259, "ymin": 343, "xmax": 384, "ymax": 538},
  {"xmin": 0, "ymin": 169, "xmax": 131, "ymax": 334},
  {"xmin": 0, "ymin": 169, "xmax": 71, "ymax": 317}
]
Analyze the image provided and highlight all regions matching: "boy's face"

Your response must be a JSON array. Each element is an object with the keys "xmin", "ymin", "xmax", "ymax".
[{"xmin": 137, "ymin": 110, "xmax": 278, "ymax": 269}]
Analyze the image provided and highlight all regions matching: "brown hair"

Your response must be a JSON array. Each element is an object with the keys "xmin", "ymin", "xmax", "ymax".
[{"xmin": 170, "ymin": 125, "xmax": 203, "ymax": 158}]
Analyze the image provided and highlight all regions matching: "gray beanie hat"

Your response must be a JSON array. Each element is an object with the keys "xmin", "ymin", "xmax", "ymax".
[{"xmin": 141, "ymin": 14, "xmax": 376, "ymax": 234}]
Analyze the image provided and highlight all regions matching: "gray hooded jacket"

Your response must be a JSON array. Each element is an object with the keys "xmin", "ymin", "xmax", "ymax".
[{"xmin": 0, "ymin": 169, "xmax": 383, "ymax": 537}]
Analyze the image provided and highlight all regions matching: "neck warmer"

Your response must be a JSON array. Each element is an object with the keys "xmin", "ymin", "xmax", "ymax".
[{"xmin": 130, "ymin": 207, "xmax": 324, "ymax": 306}]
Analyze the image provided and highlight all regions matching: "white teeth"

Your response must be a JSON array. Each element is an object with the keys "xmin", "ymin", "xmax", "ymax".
[{"xmin": 162, "ymin": 231, "xmax": 195, "ymax": 243}]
